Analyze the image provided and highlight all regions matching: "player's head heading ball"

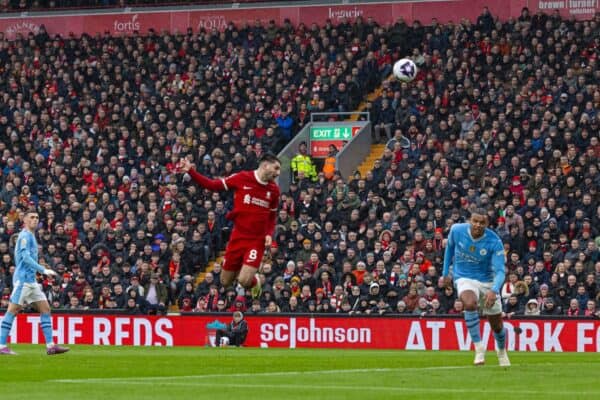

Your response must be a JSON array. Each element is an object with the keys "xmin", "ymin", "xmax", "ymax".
[
  {"xmin": 258, "ymin": 153, "xmax": 281, "ymax": 166},
  {"xmin": 257, "ymin": 153, "xmax": 281, "ymax": 182},
  {"xmin": 469, "ymin": 207, "xmax": 489, "ymax": 238}
]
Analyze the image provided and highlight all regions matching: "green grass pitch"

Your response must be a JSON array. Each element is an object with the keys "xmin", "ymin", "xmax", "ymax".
[{"xmin": 1, "ymin": 345, "xmax": 598, "ymax": 400}]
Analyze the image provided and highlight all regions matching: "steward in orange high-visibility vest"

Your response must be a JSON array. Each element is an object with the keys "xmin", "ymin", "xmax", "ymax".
[{"xmin": 322, "ymin": 144, "xmax": 338, "ymax": 179}]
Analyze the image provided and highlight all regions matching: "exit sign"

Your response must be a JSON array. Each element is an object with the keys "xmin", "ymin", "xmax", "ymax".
[
  {"xmin": 310, "ymin": 126, "xmax": 354, "ymax": 140},
  {"xmin": 308, "ymin": 125, "xmax": 361, "ymax": 158}
]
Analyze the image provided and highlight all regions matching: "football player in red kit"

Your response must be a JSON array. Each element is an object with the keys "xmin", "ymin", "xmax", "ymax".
[{"xmin": 179, "ymin": 154, "xmax": 281, "ymax": 297}]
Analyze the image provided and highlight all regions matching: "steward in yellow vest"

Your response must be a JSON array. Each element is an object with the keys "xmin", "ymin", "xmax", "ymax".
[{"xmin": 291, "ymin": 141, "xmax": 317, "ymax": 182}]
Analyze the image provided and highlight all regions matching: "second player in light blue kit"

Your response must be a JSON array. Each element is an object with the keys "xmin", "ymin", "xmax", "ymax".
[
  {"xmin": 443, "ymin": 208, "xmax": 510, "ymax": 367},
  {"xmin": 0, "ymin": 210, "xmax": 69, "ymax": 356}
]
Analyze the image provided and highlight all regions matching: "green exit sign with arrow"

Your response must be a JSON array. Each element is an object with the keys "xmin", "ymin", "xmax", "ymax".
[
  {"xmin": 310, "ymin": 126, "xmax": 353, "ymax": 140},
  {"xmin": 309, "ymin": 125, "xmax": 361, "ymax": 158}
]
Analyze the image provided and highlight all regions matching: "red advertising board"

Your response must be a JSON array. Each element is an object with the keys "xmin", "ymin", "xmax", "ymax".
[
  {"xmin": 529, "ymin": 0, "xmax": 599, "ymax": 18},
  {"xmin": 296, "ymin": 4, "xmax": 395, "ymax": 26},
  {"xmin": 310, "ymin": 140, "xmax": 346, "ymax": 158},
  {"xmin": 188, "ymin": 9, "xmax": 281, "ymax": 33},
  {"xmin": 0, "ymin": 1, "xmax": 597, "ymax": 40},
  {"xmin": 2, "ymin": 314, "xmax": 600, "ymax": 352},
  {"xmin": 82, "ymin": 12, "xmax": 176, "ymax": 36}
]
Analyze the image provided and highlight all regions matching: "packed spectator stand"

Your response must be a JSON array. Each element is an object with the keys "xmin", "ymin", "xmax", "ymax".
[{"xmin": 0, "ymin": 5, "xmax": 598, "ymax": 319}]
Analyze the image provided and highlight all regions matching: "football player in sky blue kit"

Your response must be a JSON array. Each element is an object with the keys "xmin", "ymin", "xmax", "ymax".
[
  {"xmin": 0, "ymin": 210, "xmax": 69, "ymax": 355},
  {"xmin": 442, "ymin": 208, "xmax": 510, "ymax": 366}
]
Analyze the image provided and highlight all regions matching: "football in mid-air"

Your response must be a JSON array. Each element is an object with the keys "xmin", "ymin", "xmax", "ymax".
[{"xmin": 393, "ymin": 58, "xmax": 417, "ymax": 82}]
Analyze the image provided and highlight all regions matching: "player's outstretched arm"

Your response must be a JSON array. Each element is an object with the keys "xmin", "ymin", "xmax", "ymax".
[
  {"xmin": 442, "ymin": 227, "xmax": 455, "ymax": 278},
  {"xmin": 178, "ymin": 158, "xmax": 227, "ymax": 192}
]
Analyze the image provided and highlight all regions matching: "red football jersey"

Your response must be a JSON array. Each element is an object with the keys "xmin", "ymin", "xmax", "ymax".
[{"xmin": 188, "ymin": 169, "xmax": 279, "ymax": 239}]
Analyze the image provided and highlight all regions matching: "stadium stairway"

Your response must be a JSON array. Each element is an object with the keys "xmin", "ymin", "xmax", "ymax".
[
  {"xmin": 346, "ymin": 76, "xmax": 391, "ymax": 180},
  {"xmin": 353, "ymin": 144, "xmax": 387, "ymax": 180},
  {"xmin": 167, "ymin": 253, "xmax": 224, "ymax": 313},
  {"xmin": 349, "ymin": 75, "xmax": 391, "ymax": 122},
  {"xmin": 193, "ymin": 254, "xmax": 224, "ymax": 287}
]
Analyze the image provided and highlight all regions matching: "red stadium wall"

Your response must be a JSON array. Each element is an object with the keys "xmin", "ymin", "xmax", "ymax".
[
  {"xmin": 0, "ymin": 0, "xmax": 598, "ymax": 40},
  {"xmin": 2, "ymin": 314, "xmax": 600, "ymax": 352}
]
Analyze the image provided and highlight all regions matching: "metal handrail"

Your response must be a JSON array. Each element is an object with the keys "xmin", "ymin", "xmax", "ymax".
[{"xmin": 309, "ymin": 112, "xmax": 370, "ymax": 123}]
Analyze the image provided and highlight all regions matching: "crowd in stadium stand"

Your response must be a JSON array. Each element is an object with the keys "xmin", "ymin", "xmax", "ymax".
[{"xmin": 0, "ymin": 7, "xmax": 598, "ymax": 318}]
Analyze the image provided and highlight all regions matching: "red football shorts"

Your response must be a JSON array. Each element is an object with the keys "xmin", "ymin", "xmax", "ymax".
[{"xmin": 222, "ymin": 236, "xmax": 265, "ymax": 272}]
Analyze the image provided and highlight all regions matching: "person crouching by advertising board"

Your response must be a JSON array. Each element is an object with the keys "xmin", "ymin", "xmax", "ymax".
[{"xmin": 215, "ymin": 311, "xmax": 248, "ymax": 347}]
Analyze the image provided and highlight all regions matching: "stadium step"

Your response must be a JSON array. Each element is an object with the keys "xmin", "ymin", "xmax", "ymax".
[
  {"xmin": 353, "ymin": 144, "xmax": 387, "ymax": 180},
  {"xmin": 168, "ymin": 253, "xmax": 224, "ymax": 313},
  {"xmin": 194, "ymin": 254, "xmax": 224, "ymax": 287},
  {"xmin": 349, "ymin": 75, "xmax": 392, "ymax": 121}
]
